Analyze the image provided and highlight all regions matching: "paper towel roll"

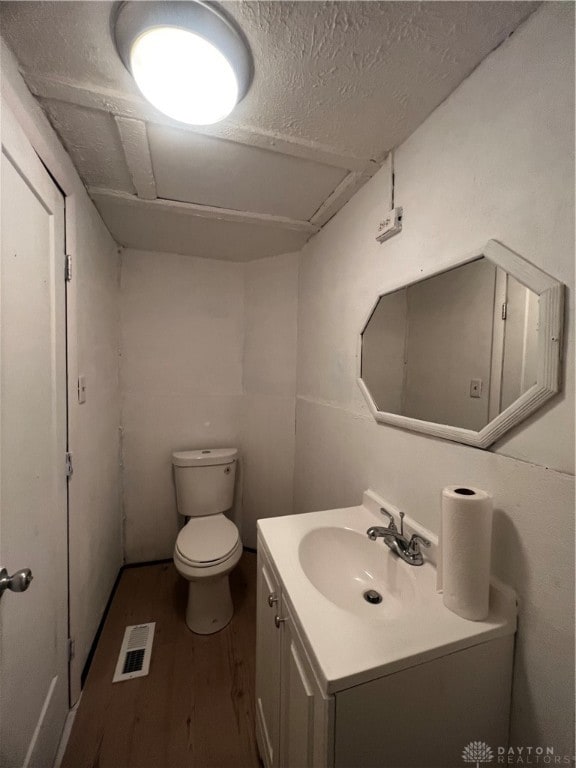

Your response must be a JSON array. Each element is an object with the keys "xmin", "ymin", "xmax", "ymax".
[{"xmin": 441, "ymin": 485, "xmax": 493, "ymax": 621}]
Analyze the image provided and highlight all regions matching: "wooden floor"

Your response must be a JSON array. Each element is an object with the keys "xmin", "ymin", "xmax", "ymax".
[{"xmin": 62, "ymin": 554, "xmax": 261, "ymax": 768}]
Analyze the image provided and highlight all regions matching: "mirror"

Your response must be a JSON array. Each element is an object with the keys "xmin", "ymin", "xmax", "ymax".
[{"xmin": 358, "ymin": 240, "xmax": 564, "ymax": 448}]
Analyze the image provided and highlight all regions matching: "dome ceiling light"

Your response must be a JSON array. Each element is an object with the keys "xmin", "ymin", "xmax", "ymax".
[{"xmin": 113, "ymin": 1, "xmax": 253, "ymax": 126}]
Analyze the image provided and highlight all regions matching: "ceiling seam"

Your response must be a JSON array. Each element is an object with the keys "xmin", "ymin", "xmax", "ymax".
[
  {"xmin": 114, "ymin": 116, "xmax": 157, "ymax": 200},
  {"xmin": 309, "ymin": 164, "xmax": 384, "ymax": 228},
  {"xmin": 88, "ymin": 187, "xmax": 321, "ymax": 234},
  {"xmin": 24, "ymin": 71, "xmax": 378, "ymax": 174}
]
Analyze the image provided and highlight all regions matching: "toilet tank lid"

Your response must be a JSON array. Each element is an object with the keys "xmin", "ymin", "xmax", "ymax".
[{"xmin": 172, "ymin": 448, "xmax": 238, "ymax": 467}]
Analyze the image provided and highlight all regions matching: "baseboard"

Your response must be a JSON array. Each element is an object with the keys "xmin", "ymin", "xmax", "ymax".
[
  {"xmin": 123, "ymin": 558, "xmax": 172, "ymax": 569},
  {"xmin": 80, "ymin": 566, "xmax": 123, "ymax": 687}
]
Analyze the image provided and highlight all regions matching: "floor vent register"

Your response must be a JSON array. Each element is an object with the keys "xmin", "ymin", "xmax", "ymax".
[{"xmin": 112, "ymin": 622, "xmax": 156, "ymax": 683}]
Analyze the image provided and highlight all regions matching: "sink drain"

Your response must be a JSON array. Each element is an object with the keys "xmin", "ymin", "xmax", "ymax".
[{"xmin": 363, "ymin": 589, "xmax": 382, "ymax": 605}]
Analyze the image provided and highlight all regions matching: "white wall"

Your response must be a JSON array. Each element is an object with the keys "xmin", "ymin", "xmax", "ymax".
[
  {"xmin": 120, "ymin": 249, "xmax": 245, "ymax": 562},
  {"xmin": 67, "ymin": 199, "xmax": 121, "ymax": 703},
  {"xmin": 120, "ymin": 249, "xmax": 299, "ymax": 558},
  {"xmin": 242, "ymin": 252, "xmax": 298, "ymax": 548},
  {"xmin": 295, "ymin": 3, "xmax": 574, "ymax": 755},
  {"xmin": 1, "ymin": 41, "xmax": 122, "ymax": 703}
]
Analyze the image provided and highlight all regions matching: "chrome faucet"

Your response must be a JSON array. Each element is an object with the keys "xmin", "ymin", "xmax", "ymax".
[{"xmin": 367, "ymin": 508, "xmax": 431, "ymax": 566}]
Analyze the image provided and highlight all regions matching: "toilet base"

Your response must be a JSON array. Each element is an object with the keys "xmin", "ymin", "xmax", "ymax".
[{"xmin": 186, "ymin": 575, "xmax": 233, "ymax": 634}]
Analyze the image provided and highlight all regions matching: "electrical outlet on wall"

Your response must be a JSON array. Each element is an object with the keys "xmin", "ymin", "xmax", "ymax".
[{"xmin": 376, "ymin": 207, "xmax": 403, "ymax": 243}]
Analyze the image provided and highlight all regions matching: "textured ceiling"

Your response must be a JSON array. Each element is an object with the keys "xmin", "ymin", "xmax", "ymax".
[{"xmin": 0, "ymin": 1, "xmax": 538, "ymax": 261}]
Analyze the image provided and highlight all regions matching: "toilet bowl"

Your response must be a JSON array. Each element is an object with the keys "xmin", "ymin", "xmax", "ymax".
[
  {"xmin": 172, "ymin": 448, "xmax": 241, "ymax": 634},
  {"xmin": 174, "ymin": 513, "xmax": 242, "ymax": 634}
]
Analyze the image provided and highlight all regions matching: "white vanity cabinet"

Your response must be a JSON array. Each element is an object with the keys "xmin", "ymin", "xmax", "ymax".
[
  {"xmin": 256, "ymin": 542, "xmax": 332, "ymax": 768},
  {"xmin": 256, "ymin": 502, "xmax": 516, "ymax": 768},
  {"xmin": 255, "ymin": 543, "xmax": 282, "ymax": 767}
]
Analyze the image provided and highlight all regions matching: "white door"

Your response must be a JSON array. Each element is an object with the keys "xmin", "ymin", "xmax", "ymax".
[{"xmin": 0, "ymin": 102, "xmax": 68, "ymax": 768}]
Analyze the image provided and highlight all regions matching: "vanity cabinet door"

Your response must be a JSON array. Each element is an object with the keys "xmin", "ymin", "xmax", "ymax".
[
  {"xmin": 280, "ymin": 602, "xmax": 333, "ymax": 768},
  {"xmin": 281, "ymin": 621, "xmax": 315, "ymax": 768},
  {"xmin": 256, "ymin": 545, "xmax": 282, "ymax": 768}
]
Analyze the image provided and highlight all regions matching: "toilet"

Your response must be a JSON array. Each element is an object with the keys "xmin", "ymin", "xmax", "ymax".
[{"xmin": 172, "ymin": 448, "xmax": 242, "ymax": 634}]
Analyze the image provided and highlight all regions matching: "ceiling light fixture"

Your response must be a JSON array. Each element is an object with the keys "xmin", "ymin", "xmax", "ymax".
[{"xmin": 113, "ymin": 1, "xmax": 253, "ymax": 126}]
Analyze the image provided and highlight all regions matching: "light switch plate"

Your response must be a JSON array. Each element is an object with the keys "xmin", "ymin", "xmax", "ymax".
[{"xmin": 470, "ymin": 378, "xmax": 482, "ymax": 398}]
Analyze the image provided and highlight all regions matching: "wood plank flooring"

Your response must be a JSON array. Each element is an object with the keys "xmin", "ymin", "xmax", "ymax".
[{"xmin": 62, "ymin": 554, "xmax": 261, "ymax": 768}]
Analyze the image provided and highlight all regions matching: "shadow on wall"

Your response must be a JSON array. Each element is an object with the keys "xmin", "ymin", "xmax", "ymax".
[
  {"xmin": 170, "ymin": 464, "xmax": 181, "ymax": 536},
  {"xmin": 491, "ymin": 510, "xmax": 533, "ymax": 739}
]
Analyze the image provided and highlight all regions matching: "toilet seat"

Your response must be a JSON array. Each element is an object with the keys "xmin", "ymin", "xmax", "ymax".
[{"xmin": 175, "ymin": 514, "xmax": 240, "ymax": 567}]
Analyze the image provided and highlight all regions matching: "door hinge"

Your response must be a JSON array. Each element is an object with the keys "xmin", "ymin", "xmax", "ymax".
[
  {"xmin": 68, "ymin": 638, "xmax": 75, "ymax": 663},
  {"xmin": 65, "ymin": 452, "xmax": 73, "ymax": 478},
  {"xmin": 501, "ymin": 302, "xmax": 507, "ymax": 320},
  {"xmin": 65, "ymin": 254, "xmax": 72, "ymax": 282}
]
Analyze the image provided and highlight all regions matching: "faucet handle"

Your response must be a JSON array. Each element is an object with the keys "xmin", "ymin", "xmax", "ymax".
[
  {"xmin": 380, "ymin": 507, "xmax": 397, "ymax": 531},
  {"xmin": 408, "ymin": 533, "xmax": 431, "ymax": 554}
]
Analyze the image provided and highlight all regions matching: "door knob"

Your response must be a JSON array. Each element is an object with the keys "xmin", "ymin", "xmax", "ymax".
[
  {"xmin": 0, "ymin": 568, "xmax": 33, "ymax": 597},
  {"xmin": 274, "ymin": 615, "xmax": 286, "ymax": 628},
  {"xmin": 268, "ymin": 592, "xmax": 278, "ymax": 607}
]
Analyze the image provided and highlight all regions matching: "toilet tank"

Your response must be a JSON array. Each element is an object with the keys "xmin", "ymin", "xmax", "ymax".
[{"xmin": 172, "ymin": 448, "xmax": 237, "ymax": 517}]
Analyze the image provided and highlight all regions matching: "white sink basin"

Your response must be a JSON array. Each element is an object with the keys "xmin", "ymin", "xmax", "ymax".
[
  {"xmin": 258, "ymin": 489, "xmax": 517, "ymax": 694},
  {"xmin": 298, "ymin": 526, "xmax": 418, "ymax": 621}
]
